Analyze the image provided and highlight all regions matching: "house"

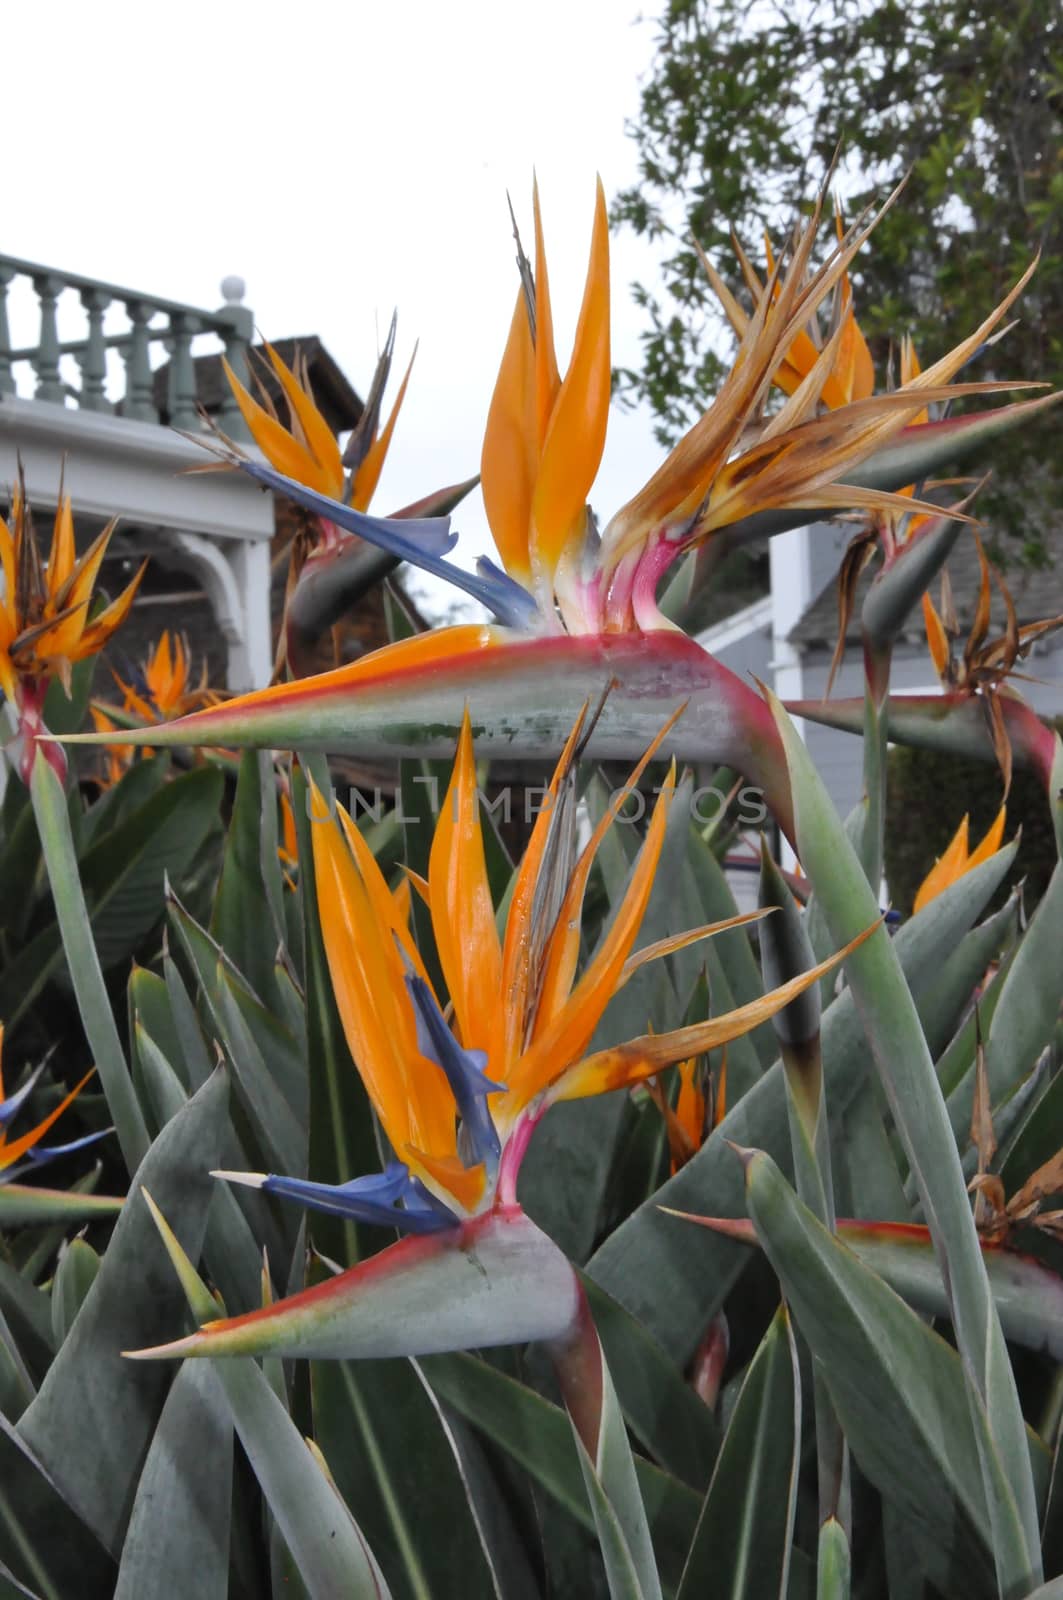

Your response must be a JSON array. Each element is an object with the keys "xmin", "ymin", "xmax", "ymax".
[
  {"xmin": 0, "ymin": 256, "xmax": 425, "ymax": 698},
  {"xmin": 0, "ymin": 257, "xmax": 273, "ymax": 688},
  {"xmin": 697, "ymin": 519, "xmax": 1063, "ymax": 840}
]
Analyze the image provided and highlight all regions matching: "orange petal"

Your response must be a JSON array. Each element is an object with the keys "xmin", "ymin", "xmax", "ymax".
[
  {"xmin": 481, "ymin": 290, "xmax": 538, "ymax": 584},
  {"xmin": 551, "ymin": 920, "xmax": 879, "ymax": 1102},
  {"xmin": 46, "ymin": 523, "xmax": 115, "ymax": 658},
  {"xmin": 265, "ymin": 343, "xmax": 345, "ymax": 498},
  {"xmin": 504, "ymin": 763, "xmax": 677, "ymax": 1118},
  {"xmin": 675, "ymin": 1060, "xmax": 706, "ymax": 1156},
  {"xmin": 922, "ymin": 591, "xmax": 951, "ymax": 680},
  {"xmin": 913, "ymin": 814, "xmax": 972, "ymax": 914},
  {"xmin": 221, "ymin": 358, "xmax": 336, "ymax": 497},
  {"xmin": 968, "ymin": 805, "xmax": 1007, "ymax": 870},
  {"xmin": 149, "ymin": 633, "xmax": 173, "ymax": 705},
  {"xmin": 353, "ymin": 344, "xmax": 416, "ymax": 512},
  {"xmin": 532, "ymin": 178, "xmax": 562, "ymax": 454},
  {"xmin": 848, "ymin": 313, "xmax": 875, "ymax": 402},
  {"xmin": 393, "ymin": 875, "xmax": 412, "ymax": 929},
  {"xmin": 47, "ymin": 497, "xmax": 77, "ymax": 593},
  {"xmin": 308, "ymin": 779, "xmax": 454, "ymax": 1161},
  {"xmin": 278, "ymin": 789, "xmax": 298, "ymax": 867},
  {"xmin": 776, "ymin": 324, "xmax": 825, "ymax": 397},
  {"xmin": 0, "ymin": 514, "xmax": 16, "ymax": 624},
  {"xmin": 529, "ymin": 178, "xmax": 611, "ymax": 587},
  {"xmin": 334, "ymin": 802, "xmax": 427, "ymax": 983},
  {"xmin": 77, "ymin": 561, "xmax": 148, "ymax": 660},
  {"xmin": 403, "ymin": 867, "xmax": 432, "ymax": 910},
  {"xmin": 405, "ymin": 1147, "xmax": 486, "ymax": 1214},
  {"xmin": 428, "ymin": 711, "xmax": 502, "ymax": 1058}
]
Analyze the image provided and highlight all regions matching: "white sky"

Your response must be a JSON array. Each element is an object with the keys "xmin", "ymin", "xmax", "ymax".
[{"xmin": 8, "ymin": 0, "xmax": 675, "ymax": 619}]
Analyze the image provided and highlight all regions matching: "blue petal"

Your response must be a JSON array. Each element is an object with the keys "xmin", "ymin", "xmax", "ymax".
[
  {"xmin": 387, "ymin": 521, "xmax": 460, "ymax": 559},
  {"xmin": 260, "ymin": 1161, "xmax": 461, "ymax": 1235},
  {"xmin": 0, "ymin": 1060, "xmax": 48, "ymax": 1126},
  {"xmin": 236, "ymin": 459, "xmax": 539, "ymax": 629},
  {"xmin": 405, "ymin": 975, "xmax": 504, "ymax": 1172}
]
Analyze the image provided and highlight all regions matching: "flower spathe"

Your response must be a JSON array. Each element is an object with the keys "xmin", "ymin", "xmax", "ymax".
[{"xmin": 0, "ymin": 485, "xmax": 145, "ymax": 782}]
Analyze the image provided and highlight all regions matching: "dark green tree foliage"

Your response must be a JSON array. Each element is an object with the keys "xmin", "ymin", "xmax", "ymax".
[
  {"xmin": 884, "ymin": 742, "xmax": 1058, "ymax": 914},
  {"xmin": 616, "ymin": 0, "xmax": 1063, "ymax": 560}
]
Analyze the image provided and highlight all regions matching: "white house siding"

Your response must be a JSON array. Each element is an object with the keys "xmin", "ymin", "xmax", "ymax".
[{"xmin": 708, "ymin": 616, "xmax": 774, "ymax": 686}]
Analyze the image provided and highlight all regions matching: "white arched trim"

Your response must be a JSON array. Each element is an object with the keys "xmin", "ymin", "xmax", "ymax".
[{"xmin": 166, "ymin": 530, "xmax": 272, "ymax": 690}]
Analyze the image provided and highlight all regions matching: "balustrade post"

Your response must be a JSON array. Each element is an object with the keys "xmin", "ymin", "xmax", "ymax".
[
  {"xmin": 78, "ymin": 288, "xmax": 112, "ymax": 412},
  {"xmin": 121, "ymin": 300, "xmax": 158, "ymax": 422},
  {"xmin": 217, "ymin": 276, "xmax": 252, "ymax": 441},
  {"xmin": 32, "ymin": 273, "xmax": 65, "ymax": 403},
  {"xmin": 167, "ymin": 312, "xmax": 200, "ymax": 430},
  {"xmin": 0, "ymin": 266, "xmax": 15, "ymax": 397}
]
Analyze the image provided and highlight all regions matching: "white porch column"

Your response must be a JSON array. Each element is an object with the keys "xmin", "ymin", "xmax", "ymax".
[
  {"xmin": 769, "ymin": 521, "xmax": 848, "ymax": 866},
  {"xmin": 166, "ymin": 531, "xmax": 272, "ymax": 690}
]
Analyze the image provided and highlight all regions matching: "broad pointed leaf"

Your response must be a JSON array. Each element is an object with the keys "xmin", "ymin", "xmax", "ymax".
[
  {"xmin": 587, "ymin": 842, "xmax": 1017, "ymax": 1361},
  {"xmin": 676, "ymin": 1305, "xmax": 800, "ymax": 1600},
  {"xmin": 113, "ymin": 1360, "xmax": 232, "ymax": 1600},
  {"xmin": 726, "ymin": 1149, "xmax": 1046, "ymax": 1598},
  {"xmin": 16, "ymin": 1069, "xmax": 227, "ymax": 1555}
]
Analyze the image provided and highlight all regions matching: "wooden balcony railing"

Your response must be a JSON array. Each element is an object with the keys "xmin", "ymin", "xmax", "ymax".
[{"xmin": 0, "ymin": 256, "xmax": 252, "ymax": 438}]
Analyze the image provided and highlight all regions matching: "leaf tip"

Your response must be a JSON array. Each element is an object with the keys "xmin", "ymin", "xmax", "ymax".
[
  {"xmin": 122, "ymin": 1332, "xmax": 206, "ymax": 1361},
  {"xmin": 724, "ymin": 1138, "xmax": 759, "ymax": 1172}
]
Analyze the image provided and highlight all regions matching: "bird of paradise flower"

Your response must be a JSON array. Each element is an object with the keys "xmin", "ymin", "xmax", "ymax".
[
  {"xmin": 130, "ymin": 707, "xmax": 872, "ymax": 1363},
  {"xmin": 0, "ymin": 1026, "xmax": 108, "ymax": 1183},
  {"xmin": 220, "ymin": 327, "xmax": 477, "ymax": 677},
  {"xmin": 90, "ymin": 630, "xmax": 216, "ymax": 783},
  {"xmin": 1, "ymin": 482, "xmax": 144, "ymax": 783}
]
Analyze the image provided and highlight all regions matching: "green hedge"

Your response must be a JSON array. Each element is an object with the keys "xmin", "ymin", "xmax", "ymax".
[{"xmin": 885, "ymin": 742, "xmax": 1058, "ymax": 916}]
